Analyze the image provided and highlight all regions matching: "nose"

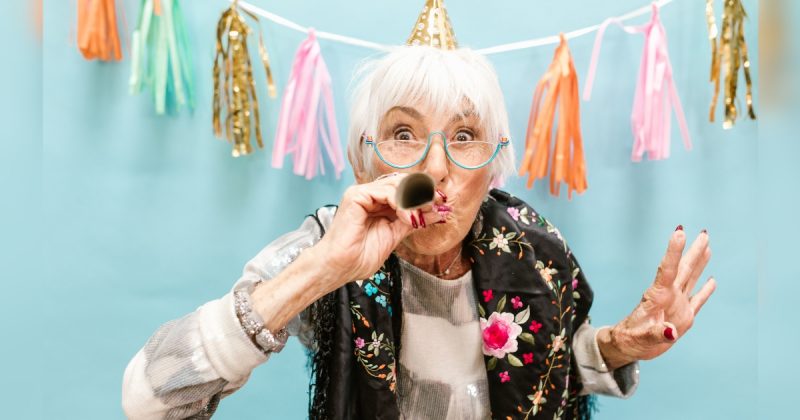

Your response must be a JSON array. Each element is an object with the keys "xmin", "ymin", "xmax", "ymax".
[{"xmin": 422, "ymin": 132, "xmax": 449, "ymax": 183}]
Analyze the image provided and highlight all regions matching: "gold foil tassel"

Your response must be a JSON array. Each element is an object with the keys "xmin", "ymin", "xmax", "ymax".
[
  {"xmin": 707, "ymin": 0, "xmax": 756, "ymax": 129},
  {"xmin": 212, "ymin": 2, "xmax": 276, "ymax": 157}
]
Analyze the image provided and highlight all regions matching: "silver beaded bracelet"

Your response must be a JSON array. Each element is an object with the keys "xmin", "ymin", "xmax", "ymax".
[{"xmin": 233, "ymin": 280, "xmax": 289, "ymax": 355}]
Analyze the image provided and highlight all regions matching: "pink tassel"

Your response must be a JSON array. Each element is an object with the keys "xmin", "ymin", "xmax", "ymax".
[
  {"xmin": 583, "ymin": 3, "xmax": 691, "ymax": 162},
  {"xmin": 272, "ymin": 29, "xmax": 345, "ymax": 180}
]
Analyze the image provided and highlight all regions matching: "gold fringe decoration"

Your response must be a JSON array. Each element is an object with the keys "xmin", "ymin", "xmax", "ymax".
[
  {"xmin": 707, "ymin": 0, "xmax": 756, "ymax": 129},
  {"xmin": 212, "ymin": 2, "xmax": 277, "ymax": 157}
]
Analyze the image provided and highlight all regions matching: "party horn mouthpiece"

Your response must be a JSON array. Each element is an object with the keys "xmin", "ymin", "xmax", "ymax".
[{"xmin": 396, "ymin": 173, "xmax": 435, "ymax": 210}]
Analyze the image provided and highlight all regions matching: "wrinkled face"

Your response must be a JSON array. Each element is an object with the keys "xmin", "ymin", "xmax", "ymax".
[{"xmin": 357, "ymin": 101, "xmax": 493, "ymax": 256}]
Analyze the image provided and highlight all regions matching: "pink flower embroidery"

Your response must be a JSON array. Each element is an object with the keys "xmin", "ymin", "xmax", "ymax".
[
  {"xmin": 480, "ymin": 312, "xmax": 522, "ymax": 358},
  {"xmin": 572, "ymin": 278, "xmax": 579, "ymax": 289},
  {"xmin": 529, "ymin": 320, "xmax": 543, "ymax": 334},
  {"xmin": 510, "ymin": 296, "xmax": 523, "ymax": 309},
  {"xmin": 499, "ymin": 371, "xmax": 511, "ymax": 383},
  {"xmin": 523, "ymin": 353, "xmax": 534, "ymax": 364},
  {"xmin": 506, "ymin": 207, "xmax": 520, "ymax": 221},
  {"xmin": 354, "ymin": 337, "xmax": 365, "ymax": 349},
  {"xmin": 482, "ymin": 289, "xmax": 493, "ymax": 303}
]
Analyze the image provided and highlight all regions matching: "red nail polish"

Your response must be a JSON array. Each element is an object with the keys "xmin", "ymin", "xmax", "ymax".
[
  {"xmin": 410, "ymin": 214, "xmax": 418, "ymax": 229},
  {"xmin": 436, "ymin": 189, "xmax": 448, "ymax": 203},
  {"xmin": 418, "ymin": 210, "xmax": 426, "ymax": 228},
  {"xmin": 663, "ymin": 327, "xmax": 675, "ymax": 341},
  {"xmin": 675, "ymin": 225, "xmax": 683, "ymax": 231}
]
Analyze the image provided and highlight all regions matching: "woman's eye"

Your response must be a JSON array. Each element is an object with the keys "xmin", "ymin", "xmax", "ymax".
[
  {"xmin": 394, "ymin": 129, "xmax": 414, "ymax": 141},
  {"xmin": 454, "ymin": 130, "xmax": 474, "ymax": 142}
]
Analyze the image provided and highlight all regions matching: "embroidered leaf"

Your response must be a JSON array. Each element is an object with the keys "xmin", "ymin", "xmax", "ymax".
[
  {"xmin": 501, "ymin": 245, "xmax": 511, "ymax": 253},
  {"xmin": 492, "ymin": 227, "xmax": 500, "ymax": 236},
  {"xmin": 519, "ymin": 332, "xmax": 535, "ymax": 345},
  {"xmin": 487, "ymin": 356, "xmax": 498, "ymax": 371},
  {"xmin": 572, "ymin": 291, "xmax": 580, "ymax": 299},
  {"xmin": 508, "ymin": 353, "xmax": 523, "ymax": 367},
  {"xmin": 497, "ymin": 294, "xmax": 507, "ymax": 313},
  {"xmin": 505, "ymin": 232, "xmax": 516, "ymax": 239},
  {"xmin": 489, "ymin": 241, "xmax": 497, "ymax": 250},
  {"xmin": 478, "ymin": 303, "xmax": 486, "ymax": 318},
  {"xmin": 514, "ymin": 305, "xmax": 531, "ymax": 324}
]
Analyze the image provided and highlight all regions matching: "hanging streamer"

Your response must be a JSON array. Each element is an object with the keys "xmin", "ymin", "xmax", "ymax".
[
  {"xmin": 130, "ymin": 0, "xmax": 194, "ymax": 114},
  {"xmin": 707, "ymin": 0, "xmax": 756, "ymax": 129},
  {"xmin": 272, "ymin": 29, "xmax": 345, "ymax": 180},
  {"xmin": 584, "ymin": 3, "xmax": 691, "ymax": 162},
  {"xmin": 212, "ymin": 2, "xmax": 277, "ymax": 157},
  {"xmin": 77, "ymin": 0, "xmax": 123, "ymax": 61},
  {"xmin": 518, "ymin": 34, "xmax": 587, "ymax": 198}
]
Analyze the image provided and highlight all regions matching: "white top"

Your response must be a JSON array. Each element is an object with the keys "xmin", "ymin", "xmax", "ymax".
[
  {"xmin": 396, "ymin": 259, "xmax": 490, "ymax": 419},
  {"xmin": 121, "ymin": 207, "xmax": 638, "ymax": 419}
]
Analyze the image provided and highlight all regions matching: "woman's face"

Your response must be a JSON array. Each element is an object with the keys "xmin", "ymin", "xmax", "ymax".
[{"xmin": 358, "ymin": 101, "xmax": 493, "ymax": 256}]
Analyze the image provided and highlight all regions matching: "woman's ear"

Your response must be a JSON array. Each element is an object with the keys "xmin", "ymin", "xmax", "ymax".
[
  {"xmin": 354, "ymin": 168, "xmax": 370, "ymax": 184},
  {"xmin": 350, "ymin": 154, "xmax": 370, "ymax": 184}
]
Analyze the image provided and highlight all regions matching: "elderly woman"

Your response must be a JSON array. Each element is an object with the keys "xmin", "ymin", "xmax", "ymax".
[{"xmin": 122, "ymin": 46, "xmax": 714, "ymax": 419}]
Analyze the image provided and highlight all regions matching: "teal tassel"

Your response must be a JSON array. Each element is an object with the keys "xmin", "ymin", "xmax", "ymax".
[{"xmin": 129, "ymin": 0, "xmax": 194, "ymax": 114}]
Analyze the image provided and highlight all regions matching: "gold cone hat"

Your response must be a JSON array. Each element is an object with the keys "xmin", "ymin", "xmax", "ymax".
[{"xmin": 406, "ymin": 0, "xmax": 458, "ymax": 49}]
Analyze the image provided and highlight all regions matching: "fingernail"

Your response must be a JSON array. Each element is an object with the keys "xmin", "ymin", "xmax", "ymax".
[
  {"xmin": 675, "ymin": 224, "xmax": 683, "ymax": 231},
  {"xmin": 663, "ymin": 327, "xmax": 675, "ymax": 341},
  {"xmin": 436, "ymin": 189, "xmax": 448, "ymax": 203},
  {"xmin": 418, "ymin": 210, "xmax": 426, "ymax": 228},
  {"xmin": 701, "ymin": 229, "xmax": 708, "ymax": 234},
  {"xmin": 410, "ymin": 214, "xmax": 418, "ymax": 229}
]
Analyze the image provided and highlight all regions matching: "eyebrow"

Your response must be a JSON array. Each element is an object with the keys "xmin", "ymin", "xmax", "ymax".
[
  {"xmin": 448, "ymin": 108, "xmax": 477, "ymax": 125},
  {"xmin": 385, "ymin": 106, "xmax": 423, "ymax": 120}
]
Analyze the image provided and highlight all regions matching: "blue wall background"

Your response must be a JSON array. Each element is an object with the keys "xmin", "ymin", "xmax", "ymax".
[{"xmin": 3, "ymin": 0, "xmax": 792, "ymax": 418}]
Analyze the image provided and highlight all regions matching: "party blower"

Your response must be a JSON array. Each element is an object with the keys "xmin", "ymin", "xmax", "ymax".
[{"xmin": 396, "ymin": 173, "xmax": 435, "ymax": 210}]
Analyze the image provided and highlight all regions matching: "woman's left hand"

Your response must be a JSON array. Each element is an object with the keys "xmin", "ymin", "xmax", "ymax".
[{"xmin": 596, "ymin": 227, "xmax": 716, "ymax": 370}]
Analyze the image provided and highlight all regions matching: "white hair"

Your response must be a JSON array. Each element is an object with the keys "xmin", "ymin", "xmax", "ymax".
[{"xmin": 346, "ymin": 46, "xmax": 516, "ymax": 182}]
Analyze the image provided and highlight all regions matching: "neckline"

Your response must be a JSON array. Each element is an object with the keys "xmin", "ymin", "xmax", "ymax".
[{"xmin": 397, "ymin": 257, "xmax": 472, "ymax": 284}]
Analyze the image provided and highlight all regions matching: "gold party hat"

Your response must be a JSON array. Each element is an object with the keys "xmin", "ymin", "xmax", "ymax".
[{"xmin": 406, "ymin": 0, "xmax": 458, "ymax": 49}]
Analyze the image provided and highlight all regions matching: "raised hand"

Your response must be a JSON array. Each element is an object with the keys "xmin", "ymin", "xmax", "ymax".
[
  {"xmin": 597, "ymin": 226, "xmax": 716, "ymax": 369},
  {"xmin": 317, "ymin": 174, "xmax": 444, "ymax": 285}
]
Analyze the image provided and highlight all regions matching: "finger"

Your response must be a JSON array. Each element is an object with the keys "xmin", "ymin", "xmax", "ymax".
[
  {"xmin": 347, "ymin": 184, "xmax": 417, "ymax": 229},
  {"xmin": 676, "ymin": 231, "xmax": 710, "ymax": 290},
  {"xmin": 372, "ymin": 172, "xmax": 408, "ymax": 187},
  {"xmin": 683, "ymin": 245, "xmax": 712, "ymax": 293},
  {"xmin": 689, "ymin": 277, "xmax": 717, "ymax": 315},
  {"xmin": 645, "ymin": 320, "xmax": 679, "ymax": 345},
  {"xmin": 653, "ymin": 228, "xmax": 686, "ymax": 289},
  {"xmin": 350, "ymin": 184, "xmax": 400, "ymax": 213}
]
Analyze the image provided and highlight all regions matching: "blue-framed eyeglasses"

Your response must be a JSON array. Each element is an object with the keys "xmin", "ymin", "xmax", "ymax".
[{"xmin": 363, "ymin": 131, "xmax": 509, "ymax": 170}]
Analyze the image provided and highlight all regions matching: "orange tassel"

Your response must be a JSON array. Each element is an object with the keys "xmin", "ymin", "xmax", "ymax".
[
  {"xmin": 519, "ymin": 34, "xmax": 587, "ymax": 199},
  {"xmin": 77, "ymin": 0, "xmax": 123, "ymax": 61}
]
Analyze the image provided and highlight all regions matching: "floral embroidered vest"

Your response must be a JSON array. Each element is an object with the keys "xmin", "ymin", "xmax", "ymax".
[{"xmin": 310, "ymin": 189, "xmax": 595, "ymax": 419}]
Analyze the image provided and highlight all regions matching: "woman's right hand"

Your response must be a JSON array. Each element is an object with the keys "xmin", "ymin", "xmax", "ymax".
[{"xmin": 316, "ymin": 174, "xmax": 444, "ymax": 287}]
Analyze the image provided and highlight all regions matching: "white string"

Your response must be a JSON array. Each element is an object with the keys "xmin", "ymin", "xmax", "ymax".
[
  {"xmin": 234, "ymin": 1, "xmax": 393, "ymax": 52},
  {"xmin": 233, "ymin": 0, "xmax": 674, "ymax": 55}
]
